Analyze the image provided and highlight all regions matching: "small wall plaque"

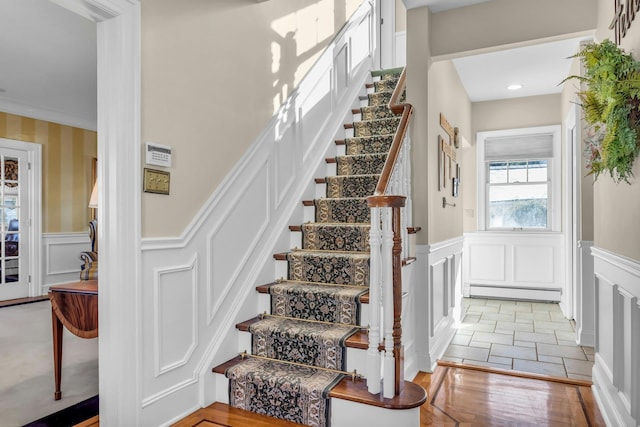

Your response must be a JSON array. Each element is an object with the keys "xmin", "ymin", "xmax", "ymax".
[{"xmin": 143, "ymin": 168, "xmax": 170, "ymax": 195}]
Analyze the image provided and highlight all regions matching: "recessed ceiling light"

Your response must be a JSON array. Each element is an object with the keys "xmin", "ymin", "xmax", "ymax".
[{"xmin": 507, "ymin": 84, "xmax": 523, "ymax": 91}]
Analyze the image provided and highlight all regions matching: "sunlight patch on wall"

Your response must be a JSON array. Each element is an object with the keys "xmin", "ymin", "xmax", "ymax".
[{"xmin": 269, "ymin": 0, "xmax": 364, "ymax": 112}]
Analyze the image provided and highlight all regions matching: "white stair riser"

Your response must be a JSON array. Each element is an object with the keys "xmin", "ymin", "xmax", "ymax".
[
  {"xmin": 214, "ymin": 373, "xmax": 229, "ymax": 404},
  {"xmin": 289, "ymin": 230, "xmax": 302, "ymax": 251},
  {"xmin": 326, "ymin": 162, "xmax": 337, "ymax": 177},
  {"xmin": 315, "ymin": 182, "xmax": 327, "ymax": 199},
  {"xmin": 303, "ymin": 204, "xmax": 316, "ymax": 222},
  {"xmin": 345, "ymin": 346, "xmax": 367, "ymax": 374}
]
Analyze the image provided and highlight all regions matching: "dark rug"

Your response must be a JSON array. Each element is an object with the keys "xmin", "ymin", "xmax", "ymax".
[{"xmin": 23, "ymin": 395, "xmax": 98, "ymax": 427}]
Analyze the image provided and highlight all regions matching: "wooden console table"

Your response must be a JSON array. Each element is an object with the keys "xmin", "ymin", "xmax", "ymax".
[{"xmin": 49, "ymin": 280, "xmax": 98, "ymax": 400}]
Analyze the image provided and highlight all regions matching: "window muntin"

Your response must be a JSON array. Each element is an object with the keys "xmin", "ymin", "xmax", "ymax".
[{"xmin": 487, "ymin": 160, "xmax": 550, "ymax": 230}]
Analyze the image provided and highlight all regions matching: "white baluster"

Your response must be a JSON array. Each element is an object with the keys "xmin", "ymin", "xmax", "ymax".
[
  {"xmin": 367, "ymin": 206, "xmax": 381, "ymax": 394},
  {"xmin": 381, "ymin": 207, "xmax": 395, "ymax": 399}
]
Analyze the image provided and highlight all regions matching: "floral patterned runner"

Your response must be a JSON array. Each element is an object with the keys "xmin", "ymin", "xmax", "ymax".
[
  {"xmin": 269, "ymin": 280, "xmax": 367, "ymax": 325},
  {"xmin": 287, "ymin": 251, "xmax": 370, "ymax": 286},
  {"xmin": 249, "ymin": 316, "xmax": 358, "ymax": 370},
  {"xmin": 226, "ymin": 357, "xmax": 342, "ymax": 427}
]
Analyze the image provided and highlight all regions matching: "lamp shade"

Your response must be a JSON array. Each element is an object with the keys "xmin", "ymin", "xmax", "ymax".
[{"xmin": 88, "ymin": 182, "xmax": 98, "ymax": 209}]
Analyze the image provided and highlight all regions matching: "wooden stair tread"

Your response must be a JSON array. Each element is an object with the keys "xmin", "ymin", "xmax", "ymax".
[
  {"xmin": 212, "ymin": 355, "xmax": 244, "ymax": 375},
  {"xmin": 302, "ymin": 200, "xmax": 315, "ymax": 206},
  {"xmin": 351, "ymin": 108, "xmax": 361, "ymax": 114},
  {"xmin": 314, "ymin": 177, "xmax": 326, "ymax": 184},
  {"xmin": 174, "ymin": 402, "xmax": 306, "ymax": 427},
  {"xmin": 273, "ymin": 253, "xmax": 288, "ymax": 260},
  {"xmin": 344, "ymin": 123, "xmax": 354, "ymax": 129},
  {"xmin": 335, "ymin": 139, "xmax": 346, "ymax": 145},
  {"xmin": 329, "ymin": 378, "xmax": 427, "ymax": 410},
  {"xmin": 325, "ymin": 157, "xmax": 337, "ymax": 163},
  {"xmin": 407, "ymin": 226, "xmax": 422, "ymax": 234}
]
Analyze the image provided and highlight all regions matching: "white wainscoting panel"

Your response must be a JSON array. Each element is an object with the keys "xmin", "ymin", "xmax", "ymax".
[
  {"xmin": 42, "ymin": 232, "xmax": 90, "ymax": 288},
  {"xmin": 464, "ymin": 232, "xmax": 564, "ymax": 301},
  {"xmin": 415, "ymin": 237, "xmax": 463, "ymax": 372},
  {"xmin": 401, "ymin": 262, "xmax": 418, "ymax": 381},
  {"xmin": 155, "ymin": 257, "xmax": 198, "ymax": 376},
  {"xmin": 591, "ymin": 247, "xmax": 640, "ymax": 427},
  {"xmin": 577, "ymin": 240, "xmax": 595, "ymax": 346},
  {"xmin": 206, "ymin": 163, "xmax": 270, "ymax": 323},
  {"xmin": 138, "ymin": 2, "xmax": 378, "ymax": 424}
]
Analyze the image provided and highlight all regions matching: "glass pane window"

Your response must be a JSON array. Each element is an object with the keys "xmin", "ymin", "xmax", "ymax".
[{"xmin": 487, "ymin": 160, "xmax": 550, "ymax": 230}]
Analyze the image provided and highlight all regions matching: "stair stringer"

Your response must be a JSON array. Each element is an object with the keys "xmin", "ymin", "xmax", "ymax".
[{"xmin": 136, "ymin": 3, "xmax": 380, "ymax": 425}]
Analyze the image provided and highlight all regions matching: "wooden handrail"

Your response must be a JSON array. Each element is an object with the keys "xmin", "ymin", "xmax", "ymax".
[{"xmin": 374, "ymin": 67, "xmax": 413, "ymax": 196}]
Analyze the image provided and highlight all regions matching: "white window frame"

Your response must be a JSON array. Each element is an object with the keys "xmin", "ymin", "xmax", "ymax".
[{"xmin": 477, "ymin": 125, "xmax": 561, "ymax": 232}]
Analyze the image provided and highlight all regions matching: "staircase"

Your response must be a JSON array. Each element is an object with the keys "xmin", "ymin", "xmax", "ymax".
[{"xmin": 210, "ymin": 67, "xmax": 426, "ymax": 427}]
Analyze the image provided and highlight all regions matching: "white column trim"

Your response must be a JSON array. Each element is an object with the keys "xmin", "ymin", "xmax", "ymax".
[{"xmin": 57, "ymin": 0, "xmax": 142, "ymax": 424}]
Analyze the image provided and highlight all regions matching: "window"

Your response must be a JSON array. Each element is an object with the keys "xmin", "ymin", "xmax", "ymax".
[
  {"xmin": 477, "ymin": 126, "xmax": 561, "ymax": 232},
  {"xmin": 488, "ymin": 160, "xmax": 549, "ymax": 229}
]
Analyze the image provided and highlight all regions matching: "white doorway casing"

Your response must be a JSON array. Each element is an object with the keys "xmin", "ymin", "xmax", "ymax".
[
  {"xmin": 0, "ymin": 138, "xmax": 41, "ymax": 301},
  {"xmin": 51, "ymin": 0, "xmax": 143, "ymax": 425}
]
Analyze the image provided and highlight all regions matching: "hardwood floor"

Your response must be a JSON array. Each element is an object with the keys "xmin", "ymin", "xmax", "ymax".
[
  {"xmin": 75, "ymin": 362, "xmax": 606, "ymax": 426},
  {"xmin": 171, "ymin": 362, "xmax": 605, "ymax": 426},
  {"xmin": 416, "ymin": 362, "xmax": 605, "ymax": 427}
]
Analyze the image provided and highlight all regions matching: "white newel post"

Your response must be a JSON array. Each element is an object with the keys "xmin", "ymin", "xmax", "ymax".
[
  {"xmin": 381, "ymin": 207, "xmax": 396, "ymax": 398},
  {"xmin": 367, "ymin": 207, "xmax": 382, "ymax": 394}
]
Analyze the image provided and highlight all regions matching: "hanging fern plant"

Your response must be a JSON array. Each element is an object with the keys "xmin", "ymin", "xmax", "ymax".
[{"xmin": 563, "ymin": 39, "xmax": 640, "ymax": 183}]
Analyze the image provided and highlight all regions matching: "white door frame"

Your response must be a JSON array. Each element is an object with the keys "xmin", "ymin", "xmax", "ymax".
[
  {"xmin": 49, "ymin": 0, "xmax": 142, "ymax": 424},
  {"xmin": 562, "ymin": 103, "xmax": 579, "ymax": 320},
  {"xmin": 379, "ymin": 0, "xmax": 396, "ymax": 69},
  {"xmin": 0, "ymin": 138, "xmax": 42, "ymax": 299}
]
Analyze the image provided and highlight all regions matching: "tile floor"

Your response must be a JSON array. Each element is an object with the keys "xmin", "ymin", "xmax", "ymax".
[{"xmin": 443, "ymin": 298, "xmax": 595, "ymax": 380}]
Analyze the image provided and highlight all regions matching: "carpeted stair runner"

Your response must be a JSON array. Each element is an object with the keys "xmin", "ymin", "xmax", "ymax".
[
  {"xmin": 267, "ymin": 280, "xmax": 367, "ymax": 325},
  {"xmin": 336, "ymin": 153, "xmax": 387, "ymax": 176},
  {"xmin": 226, "ymin": 357, "xmax": 342, "ymax": 427},
  {"xmin": 344, "ymin": 134, "xmax": 394, "ymax": 155},
  {"xmin": 249, "ymin": 315, "xmax": 358, "ymax": 370},
  {"xmin": 301, "ymin": 223, "xmax": 370, "ymax": 252},
  {"xmin": 314, "ymin": 198, "xmax": 370, "ymax": 223},
  {"xmin": 224, "ymin": 68, "xmax": 403, "ymax": 427}
]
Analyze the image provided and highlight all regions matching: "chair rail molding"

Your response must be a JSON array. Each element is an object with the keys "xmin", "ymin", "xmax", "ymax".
[{"xmin": 591, "ymin": 246, "xmax": 640, "ymax": 427}]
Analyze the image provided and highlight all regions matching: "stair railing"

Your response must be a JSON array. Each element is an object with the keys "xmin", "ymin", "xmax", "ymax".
[{"xmin": 366, "ymin": 68, "xmax": 413, "ymax": 398}]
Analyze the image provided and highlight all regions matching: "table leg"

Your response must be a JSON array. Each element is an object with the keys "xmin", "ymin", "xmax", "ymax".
[{"xmin": 51, "ymin": 307, "xmax": 63, "ymax": 400}]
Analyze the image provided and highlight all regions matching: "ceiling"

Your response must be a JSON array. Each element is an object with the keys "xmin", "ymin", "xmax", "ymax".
[
  {"xmin": 452, "ymin": 37, "xmax": 591, "ymax": 102},
  {"xmin": 0, "ymin": 0, "xmax": 96, "ymax": 130},
  {"xmin": 0, "ymin": 0, "xmax": 587, "ymax": 131}
]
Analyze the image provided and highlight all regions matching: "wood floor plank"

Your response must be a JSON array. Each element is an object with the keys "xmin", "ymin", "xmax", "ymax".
[{"xmin": 415, "ymin": 364, "xmax": 605, "ymax": 427}]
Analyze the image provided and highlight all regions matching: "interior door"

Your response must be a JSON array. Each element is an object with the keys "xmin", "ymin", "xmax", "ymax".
[{"xmin": 0, "ymin": 147, "xmax": 29, "ymax": 301}]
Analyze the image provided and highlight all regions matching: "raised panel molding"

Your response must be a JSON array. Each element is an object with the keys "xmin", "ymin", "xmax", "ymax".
[
  {"xmin": 42, "ymin": 233, "xmax": 90, "ymax": 286},
  {"xmin": 416, "ymin": 237, "xmax": 464, "ymax": 372},
  {"xmin": 592, "ymin": 247, "xmax": 640, "ymax": 427},
  {"xmin": 464, "ymin": 233, "xmax": 564, "ymax": 301},
  {"xmin": 513, "ymin": 245, "xmax": 554, "ymax": 283},
  {"xmin": 154, "ymin": 256, "xmax": 198, "ymax": 376}
]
